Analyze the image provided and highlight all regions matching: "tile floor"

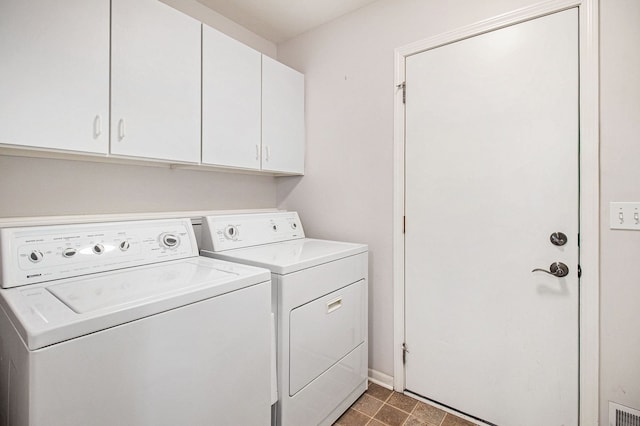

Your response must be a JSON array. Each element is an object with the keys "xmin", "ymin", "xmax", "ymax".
[{"xmin": 333, "ymin": 382, "xmax": 479, "ymax": 426}]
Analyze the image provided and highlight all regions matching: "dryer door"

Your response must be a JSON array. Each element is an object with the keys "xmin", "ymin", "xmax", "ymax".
[{"xmin": 289, "ymin": 279, "xmax": 366, "ymax": 395}]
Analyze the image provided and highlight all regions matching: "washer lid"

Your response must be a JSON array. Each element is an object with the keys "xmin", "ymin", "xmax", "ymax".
[
  {"xmin": 201, "ymin": 238, "xmax": 368, "ymax": 275},
  {"xmin": 48, "ymin": 260, "xmax": 230, "ymax": 314},
  {"xmin": 0, "ymin": 257, "xmax": 270, "ymax": 350}
]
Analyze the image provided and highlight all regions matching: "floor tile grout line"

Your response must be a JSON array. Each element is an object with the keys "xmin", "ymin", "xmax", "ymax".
[
  {"xmin": 366, "ymin": 388, "xmax": 398, "ymax": 426},
  {"xmin": 438, "ymin": 413, "xmax": 448, "ymax": 426},
  {"xmin": 369, "ymin": 396, "xmax": 390, "ymax": 424},
  {"xmin": 356, "ymin": 386, "xmax": 476, "ymax": 426},
  {"xmin": 355, "ymin": 391, "xmax": 390, "ymax": 421}
]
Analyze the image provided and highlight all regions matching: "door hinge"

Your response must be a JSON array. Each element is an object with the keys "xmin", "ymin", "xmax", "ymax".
[
  {"xmin": 402, "ymin": 342, "xmax": 409, "ymax": 365},
  {"xmin": 578, "ymin": 264, "xmax": 582, "ymax": 278},
  {"xmin": 403, "ymin": 216, "xmax": 406, "ymax": 234},
  {"xmin": 397, "ymin": 82, "xmax": 406, "ymax": 104}
]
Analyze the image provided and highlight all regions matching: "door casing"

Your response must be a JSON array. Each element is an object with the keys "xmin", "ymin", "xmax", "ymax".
[{"xmin": 392, "ymin": 1, "xmax": 599, "ymax": 425}]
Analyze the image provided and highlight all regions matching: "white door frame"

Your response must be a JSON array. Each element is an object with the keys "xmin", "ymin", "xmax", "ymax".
[{"xmin": 392, "ymin": 0, "xmax": 599, "ymax": 424}]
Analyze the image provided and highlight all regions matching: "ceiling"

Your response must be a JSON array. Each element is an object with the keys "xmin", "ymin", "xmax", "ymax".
[{"xmin": 197, "ymin": 0, "xmax": 379, "ymax": 44}]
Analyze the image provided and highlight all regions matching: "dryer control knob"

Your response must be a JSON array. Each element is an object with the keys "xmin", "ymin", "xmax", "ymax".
[
  {"xmin": 160, "ymin": 233, "xmax": 180, "ymax": 249},
  {"xmin": 119, "ymin": 240, "xmax": 130, "ymax": 251},
  {"xmin": 224, "ymin": 225, "xmax": 238, "ymax": 240},
  {"xmin": 92, "ymin": 244, "xmax": 104, "ymax": 255},
  {"xmin": 28, "ymin": 250, "xmax": 44, "ymax": 263}
]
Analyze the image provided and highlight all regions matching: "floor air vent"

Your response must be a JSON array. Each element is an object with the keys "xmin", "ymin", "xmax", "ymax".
[{"xmin": 610, "ymin": 402, "xmax": 640, "ymax": 426}]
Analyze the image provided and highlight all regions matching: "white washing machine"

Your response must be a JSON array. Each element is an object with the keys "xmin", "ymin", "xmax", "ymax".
[
  {"xmin": 200, "ymin": 211, "xmax": 368, "ymax": 426},
  {"xmin": 0, "ymin": 218, "xmax": 272, "ymax": 426}
]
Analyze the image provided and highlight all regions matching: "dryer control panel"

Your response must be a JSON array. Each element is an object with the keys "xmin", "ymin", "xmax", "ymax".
[
  {"xmin": 202, "ymin": 212, "xmax": 305, "ymax": 252},
  {"xmin": 0, "ymin": 219, "xmax": 198, "ymax": 288}
]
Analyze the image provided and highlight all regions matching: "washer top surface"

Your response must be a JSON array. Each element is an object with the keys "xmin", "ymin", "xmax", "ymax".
[
  {"xmin": 1, "ymin": 257, "xmax": 269, "ymax": 350},
  {"xmin": 202, "ymin": 238, "xmax": 367, "ymax": 275},
  {"xmin": 0, "ymin": 218, "xmax": 270, "ymax": 350}
]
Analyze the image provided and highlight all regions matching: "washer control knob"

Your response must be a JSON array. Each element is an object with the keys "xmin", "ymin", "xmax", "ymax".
[
  {"xmin": 291, "ymin": 222, "xmax": 298, "ymax": 230},
  {"xmin": 119, "ymin": 240, "xmax": 130, "ymax": 251},
  {"xmin": 29, "ymin": 250, "xmax": 44, "ymax": 263},
  {"xmin": 224, "ymin": 226, "xmax": 238, "ymax": 240},
  {"xmin": 62, "ymin": 248, "xmax": 77, "ymax": 258},
  {"xmin": 93, "ymin": 244, "xmax": 105, "ymax": 255},
  {"xmin": 160, "ymin": 233, "xmax": 180, "ymax": 249},
  {"xmin": 272, "ymin": 224, "xmax": 278, "ymax": 232}
]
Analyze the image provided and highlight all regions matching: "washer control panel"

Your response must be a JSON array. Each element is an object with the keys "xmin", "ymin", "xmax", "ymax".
[
  {"xmin": 0, "ymin": 219, "xmax": 198, "ymax": 288},
  {"xmin": 202, "ymin": 212, "xmax": 305, "ymax": 252}
]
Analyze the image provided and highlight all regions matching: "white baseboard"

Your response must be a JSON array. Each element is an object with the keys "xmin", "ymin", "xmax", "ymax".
[{"xmin": 368, "ymin": 369, "xmax": 394, "ymax": 390}]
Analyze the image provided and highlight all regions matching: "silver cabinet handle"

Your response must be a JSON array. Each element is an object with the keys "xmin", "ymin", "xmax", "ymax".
[
  {"xmin": 265, "ymin": 145, "xmax": 271, "ymax": 162},
  {"xmin": 93, "ymin": 115, "xmax": 102, "ymax": 138},
  {"xmin": 532, "ymin": 262, "xmax": 569, "ymax": 277},
  {"xmin": 256, "ymin": 144, "xmax": 260, "ymax": 161},
  {"xmin": 118, "ymin": 119, "xmax": 126, "ymax": 141}
]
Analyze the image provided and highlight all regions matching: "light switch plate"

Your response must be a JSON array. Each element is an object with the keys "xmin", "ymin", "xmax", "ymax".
[{"xmin": 610, "ymin": 202, "xmax": 640, "ymax": 230}]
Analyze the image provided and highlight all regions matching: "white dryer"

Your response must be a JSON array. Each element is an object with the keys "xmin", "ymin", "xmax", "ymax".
[
  {"xmin": 0, "ymin": 218, "xmax": 272, "ymax": 426},
  {"xmin": 200, "ymin": 212, "xmax": 368, "ymax": 426}
]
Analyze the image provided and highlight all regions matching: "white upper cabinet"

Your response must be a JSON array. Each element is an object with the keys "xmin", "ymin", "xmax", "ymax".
[
  {"xmin": 202, "ymin": 25, "xmax": 262, "ymax": 170},
  {"xmin": 262, "ymin": 56, "xmax": 305, "ymax": 175},
  {"xmin": 0, "ymin": 0, "xmax": 109, "ymax": 154},
  {"xmin": 111, "ymin": 0, "xmax": 201, "ymax": 163},
  {"xmin": 0, "ymin": 1, "xmax": 305, "ymax": 174}
]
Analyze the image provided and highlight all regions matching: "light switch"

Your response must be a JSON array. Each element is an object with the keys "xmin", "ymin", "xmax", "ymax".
[{"xmin": 610, "ymin": 202, "xmax": 640, "ymax": 230}]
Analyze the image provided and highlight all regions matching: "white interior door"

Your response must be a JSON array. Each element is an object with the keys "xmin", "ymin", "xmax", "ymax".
[{"xmin": 404, "ymin": 9, "xmax": 579, "ymax": 426}]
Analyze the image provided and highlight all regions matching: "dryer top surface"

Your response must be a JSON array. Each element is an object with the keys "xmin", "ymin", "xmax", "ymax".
[{"xmin": 201, "ymin": 238, "xmax": 367, "ymax": 275}]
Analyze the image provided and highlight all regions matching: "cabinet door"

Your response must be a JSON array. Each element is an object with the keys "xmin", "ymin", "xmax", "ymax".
[
  {"xmin": 202, "ymin": 25, "xmax": 261, "ymax": 170},
  {"xmin": 0, "ymin": 0, "xmax": 109, "ymax": 154},
  {"xmin": 111, "ymin": 0, "xmax": 201, "ymax": 163},
  {"xmin": 261, "ymin": 56, "xmax": 305, "ymax": 174}
]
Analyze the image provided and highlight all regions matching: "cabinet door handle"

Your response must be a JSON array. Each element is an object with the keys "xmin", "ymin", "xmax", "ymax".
[
  {"xmin": 265, "ymin": 145, "xmax": 271, "ymax": 162},
  {"xmin": 93, "ymin": 115, "xmax": 102, "ymax": 139},
  {"xmin": 118, "ymin": 119, "xmax": 126, "ymax": 141},
  {"xmin": 255, "ymin": 144, "xmax": 260, "ymax": 161}
]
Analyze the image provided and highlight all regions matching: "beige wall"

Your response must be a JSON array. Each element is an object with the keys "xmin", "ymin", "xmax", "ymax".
[
  {"xmin": 0, "ymin": 0, "xmax": 279, "ymax": 220},
  {"xmin": 277, "ymin": 0, "xmax": 640, "ymax": 420},
  {"xmin": 161, "ymin": 0, "xmax": 277, "ymax": 58},
  {"xmin": 600, "ymin": 0, "xmax": 640, "ymax": 423},
  {"xmin": 0, "ymin": 156, "xmax": 276, "ymax": 217}
]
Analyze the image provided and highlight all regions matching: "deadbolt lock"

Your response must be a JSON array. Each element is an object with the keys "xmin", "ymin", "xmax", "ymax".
[{"xmin": 550, "ymin": 232, "xmax": 568, "ymax": 246}]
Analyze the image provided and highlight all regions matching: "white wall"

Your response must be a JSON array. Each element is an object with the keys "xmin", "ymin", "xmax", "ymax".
[
  {"xmin": 276, "ymin": 0, "xmax": 538, "ymax": 378},
  {"xmin": 600, "ymin": 0, "xmax": 640, "ymax": 423},
  {"xmin": 0, "ymin": 0, "xmax": 278, "ymax": 220}
]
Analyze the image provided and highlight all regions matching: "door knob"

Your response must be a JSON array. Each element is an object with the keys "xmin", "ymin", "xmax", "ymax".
[
  {"xmin": 550, "ymin": 232, "xmax": 568, "ymax": 246},
  {"xmin": 532, "ymin": 262, "xmax": 569, "ymax": 277}
]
